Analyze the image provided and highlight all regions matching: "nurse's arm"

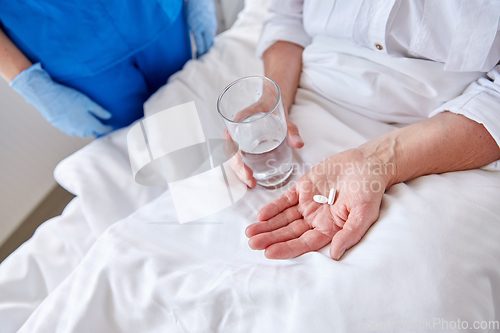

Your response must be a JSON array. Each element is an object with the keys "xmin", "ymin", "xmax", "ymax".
[
  {"xmin": 359, "ymin": 111, "xmax": 500, "ymax": 186},
  {"xmin": 0, "ymin": 28, "xmax": 32, "ymax": 82}
]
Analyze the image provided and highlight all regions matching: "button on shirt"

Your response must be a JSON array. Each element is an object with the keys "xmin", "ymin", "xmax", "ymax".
[{"xmin": 257, "ymin": 0, "xmax": 500, "ymax": 163}]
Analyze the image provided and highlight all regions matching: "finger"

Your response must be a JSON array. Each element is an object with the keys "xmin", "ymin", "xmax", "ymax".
[
  {"xmin": 200, "ymin": 31, "xmax": 208, "ymax": 55},
  {"xmin": 222, "ymin": 129, "xmax": 238, "ymax": 159},
  {"xmin": 222, "ymin": 128, "xmax": 231, "ymax": 141},
  {"xmin": 89, "ymin": 105, "xmax": 112, "ymax": 120},
  {"xmin": 228, "ymin": 153, "xmax": 256, "ymax": 188},
  {"xmin": 228, "ymin": 150, "xmax": 256, "ymax": 188},
  {"xmin": 233, "ymin": 103, "xmax": 268, "ymax": 122},
  {"xmin": 86, "ymin": 116, "xmax": 113, "ymax": 136},
  {"xmin": 257, "ymin": 186, "xmax": 299, "ymax": 221},
  {"xmin": 92, "ymin": 124, "xmax": 113, "ymax": 137},
  {"xmin": 243, "ymin": 165, "xmax": 257, "ymax": 188},
  {"xmin": 54, "ymin": 121, "xmax": 78, "ymax": 137},
  {"xmin": 329, "ymin": 203, "xmax": 380, "ymax": 261},
  {"xmin": 286, "ymin": 121, "xmax": 304, "ymax": 148},
  {"xmin": 68, "ymin": 129, "xmax": 82, "ymax": 137},
  {"xmin": 246, "ymin": 206, "xmax": 302, "ymax": 237},
  {"xmin": 80, "ymin": 128, "xmax": 96, "ymax": 138},
  {"xmin": 264, "ymin": 229, "xmax": 331, "ymax": 259},
  {"xmin": 224, "ymin": 129, "xmax": 256, "ymax": 188},
  {"xmin": 248, "ymin": 219, "xmax": 310, "ymax": 250},
  {"xmin": 194, "ymin": 31, "xmax": 207, "ymax": 56}
]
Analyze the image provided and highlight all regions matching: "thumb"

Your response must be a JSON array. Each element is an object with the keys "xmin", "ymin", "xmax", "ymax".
[
  {"xmin": 223, "ymin": 129, "xmax": 256, "ymax": 188},
  {"xmin": 90, "ymin": 104, "xmax": 112, "ymax": 120},
  {"xmin": 194, "ymin": 30, "xmax": 207, "ymax": 56},
  {"xmin": 329, "ymin": 203, "xmax": 380, "ymax": 260},
  {"xmin": 287, "ymin": 121, "xmax": 304, "ymax": 148}
]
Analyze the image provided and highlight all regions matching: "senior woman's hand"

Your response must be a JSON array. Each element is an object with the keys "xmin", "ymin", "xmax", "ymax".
[
  {"xmin": 223, "ymin": 41, "xmax": 305, "ymax": 188},
  {"xmin": 223, "ymin": 117, "xmax": 303, "ymax": 188},
  {"xmin": 247, "ymin": 111, "xmax": 500, "ymax": 260},
  {"xmin": 246, "ymin": 149, "xmax": 391, "ymax": 260}
]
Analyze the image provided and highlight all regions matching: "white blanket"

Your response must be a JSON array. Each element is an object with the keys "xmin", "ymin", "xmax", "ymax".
[{"xmin": 2, "ymin": 1, "xmax": 500, "ymax": 332}]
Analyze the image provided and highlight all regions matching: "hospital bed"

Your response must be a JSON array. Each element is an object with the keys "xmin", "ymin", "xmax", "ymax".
[{"xmin": 1, "ymin": 1, "xmax": 500, "ymax": 332}]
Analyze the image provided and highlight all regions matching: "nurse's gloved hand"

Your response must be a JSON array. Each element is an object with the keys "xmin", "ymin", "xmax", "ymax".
[
  {"xmin": 10, "ymin": 63, "xmax": 113, "ymax": 137},
  {"xmin": 186, "ymin": 0, "xmax": 217, "ymax": 56}
]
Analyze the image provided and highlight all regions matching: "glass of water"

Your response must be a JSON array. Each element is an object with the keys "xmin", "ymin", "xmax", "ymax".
[{"xmin": 217, "ymin": 76, "xmax": 293, "ymax": 187}]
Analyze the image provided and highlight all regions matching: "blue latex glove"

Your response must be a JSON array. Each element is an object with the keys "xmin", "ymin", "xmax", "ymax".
[
  {"xmin": 10, "ymin": 63, "xmax": 113, "ymax": 137},
  {"xmin": 186, "ymin": 0, "xmax": 218, "ymax": 56}
]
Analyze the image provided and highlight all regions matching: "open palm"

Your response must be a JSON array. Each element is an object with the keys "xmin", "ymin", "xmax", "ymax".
[{"xmin": 246, "ymin": 149, "xmax": 391, "ymax": 260}]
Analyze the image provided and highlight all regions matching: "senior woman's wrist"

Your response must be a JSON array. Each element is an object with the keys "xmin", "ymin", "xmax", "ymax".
[
  {"xmin": 357, "ymin": 135, "xmax": 400, "ymax": 189},
  {"xmin": 263, "ymin": 41, "xmax": 303, "ymax": 113},
  {"xmin": 358, "ymin": 112, "xmax": 500, "ymax": 189}
]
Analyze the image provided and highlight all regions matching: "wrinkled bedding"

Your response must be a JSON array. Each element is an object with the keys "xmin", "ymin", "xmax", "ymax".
[{"xmin": 1, "ymin": 1, "xmax": 500, "ymax": 332}]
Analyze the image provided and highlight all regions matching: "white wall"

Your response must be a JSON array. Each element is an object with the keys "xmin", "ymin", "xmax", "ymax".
[
  {"xmin": 0, "ymin": 79, "xmax": 90, "ymax": 245},
  {"xmin": 215, "ymin": 0, "xmax": 245, "ymax": 33}
]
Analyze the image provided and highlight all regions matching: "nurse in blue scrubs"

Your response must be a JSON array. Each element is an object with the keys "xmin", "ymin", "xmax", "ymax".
[{"xmin": 0, "ymin": 0, "xmax": 217, "ymax": 137}]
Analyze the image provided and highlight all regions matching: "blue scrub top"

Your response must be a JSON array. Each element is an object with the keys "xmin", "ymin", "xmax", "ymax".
[{"xmin": 0, "ymin": 0, "xmax": 184, "ymax": 80}]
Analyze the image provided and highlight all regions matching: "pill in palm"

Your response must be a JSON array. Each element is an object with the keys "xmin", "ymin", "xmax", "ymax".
[
  {"xmin": 313, "ymin": 195, "xmax": 328, "ymax": 204},
  {"xmin": 328, "ymin": 188, "xmax": 336, "ymax": 205}
]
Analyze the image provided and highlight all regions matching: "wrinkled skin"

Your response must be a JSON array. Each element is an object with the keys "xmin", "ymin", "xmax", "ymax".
[{"xmin": 245, "ymin": 149, "xmax": 391, "ymax": 260}]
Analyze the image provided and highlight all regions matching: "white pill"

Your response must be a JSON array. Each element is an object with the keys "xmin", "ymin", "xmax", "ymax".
[
  {"xmin": 313, "ymin": 195, "xmax": 328, "ymax": 204},
  {"xmin": 328, "ymin": 188, "xmax": 336, "ymax": 205}
]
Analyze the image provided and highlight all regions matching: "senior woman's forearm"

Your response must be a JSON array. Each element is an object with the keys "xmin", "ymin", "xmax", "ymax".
[
  {"xmin": 0, "ymin": 28, "xmax": 32, "ymax": 82},
  {"xmin": 263, "ymin": 41, "xmax": 303, "ymax": 113},
  {"xmin": 358, "ymin": 111, "xmax": 500, "ymax": 187}
]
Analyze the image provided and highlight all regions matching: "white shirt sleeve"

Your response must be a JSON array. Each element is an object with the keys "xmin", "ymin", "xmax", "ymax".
[
  {"xmin": 256, "ymin": 0, "xmax": 311, "ymax": 58},
  {"xmin": 429, "ymin": 65, "xmax": 500, "ymax": 170}
]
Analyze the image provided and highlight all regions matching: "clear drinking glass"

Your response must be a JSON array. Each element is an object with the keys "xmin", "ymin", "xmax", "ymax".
[{"xmin": 217, "ymin": 76, "xmax": 293, "ymax": 187}]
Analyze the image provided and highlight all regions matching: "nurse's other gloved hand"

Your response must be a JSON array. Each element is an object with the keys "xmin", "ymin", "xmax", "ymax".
[
  {"xmin": 246, "ymin": 149, "xmax": 392, "ymax": 261},
  {"xmin": 186, "ymin": 0, "xmax": 217, "ymax": 56},
  {"xmin": 10, "ymin": 63, "xmax": 113, "ymax": 137}
]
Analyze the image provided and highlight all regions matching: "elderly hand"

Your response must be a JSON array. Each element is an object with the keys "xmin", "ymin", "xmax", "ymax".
[
  {"xmin": 245, "ymin": 110, "xmax": 500, "ymax": 261},
  {"xmin": 222, "ymin": 40, "xmax": 304, "ymax": 187},
  {"xmin": 223, "ymin": 110, "xmax": 304, "ymax": 188},
  {"xmin": 245, "ymin": 148, "xmax": 392, "ymax": 260}
]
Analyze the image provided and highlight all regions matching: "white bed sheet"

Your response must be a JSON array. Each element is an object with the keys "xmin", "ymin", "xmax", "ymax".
[{"xmin": 1, "ymin": 1, "xmax": 500, "ymax": 332}]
